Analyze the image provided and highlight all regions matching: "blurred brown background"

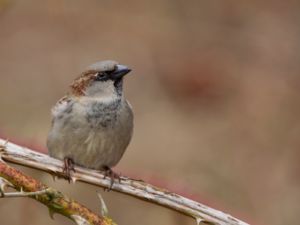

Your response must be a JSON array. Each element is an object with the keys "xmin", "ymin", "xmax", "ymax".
[{"xmin": 0, "ymin": 0, "xmax": 300, "ymax": 224}]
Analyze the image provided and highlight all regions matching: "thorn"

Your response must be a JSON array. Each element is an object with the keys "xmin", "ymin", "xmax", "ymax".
[
  {"xmin": 0, "ymin": 177, "xmax": 13, "ymax": 195},
  {"xmin": 70, "ymin": 176, "xmax": 78, "ymax": 184},
  {"xmin": 71, "ymin": 215, "xmax": 91, "ymax": 225},
  {"xmin": 51, "ymin": 174, "xmax": 57, "ymax": 181},
  {"xmin": 48, "ymin": 207, "xmax": 55, "ymax": 219},
  {"xmin": 4, "ymin": 139, "xmax": 9, "ymax": 146},
  {"xmin": 196, "ymin": 218, "xmax": 203, "ymax": 225},
  {"xmin": 97, "ymin": 191, "xmax": 108, "ymax": 216},
  {"xmin": 196, "ymin": 218, "xmax": 215, "ymax": 225}
]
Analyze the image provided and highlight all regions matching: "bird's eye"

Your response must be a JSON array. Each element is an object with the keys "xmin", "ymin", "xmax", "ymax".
[{"xmin": 95, "ymin": 72, "xmax": 106, "ymax": 81}]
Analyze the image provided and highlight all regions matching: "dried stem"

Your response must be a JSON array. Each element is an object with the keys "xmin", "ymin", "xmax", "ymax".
[
  {"xmin": 1, "ymin": 187, "xmax": 49, "ymax": 198},
  {"xmin": 0, "ymin": 138, "xmax": 249, "ymax": 225}
]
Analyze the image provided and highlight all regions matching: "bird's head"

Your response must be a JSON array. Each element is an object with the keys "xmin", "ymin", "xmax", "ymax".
[{"xmin": 70, "ymin": 60, "xmax": 131, "ymax": 98}]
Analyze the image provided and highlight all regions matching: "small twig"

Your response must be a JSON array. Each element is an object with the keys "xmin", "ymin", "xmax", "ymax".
[
  {"xmin": 1, "ymin": 188, "xmax": 49, "ymax": 198},
  {"xmin": 0, "ymin": 138, "xmax": 249, "ymax": 225}
]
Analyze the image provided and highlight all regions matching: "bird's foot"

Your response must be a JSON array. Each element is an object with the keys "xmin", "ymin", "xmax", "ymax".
[
  {"xmin": 103, "ymin": 166, "xmax": 121, "ymax": 191},
  {"xmin": 63, "ymin": 157, "xmax": 75, "ymax": 183}
]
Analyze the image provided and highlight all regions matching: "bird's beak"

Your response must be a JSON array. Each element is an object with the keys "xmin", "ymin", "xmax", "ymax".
[{"xmin": 112, "ymin": 64, "xmax": 131, "ymax": 80}]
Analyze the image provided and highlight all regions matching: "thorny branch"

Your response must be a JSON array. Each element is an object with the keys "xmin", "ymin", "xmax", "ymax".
[
  {"xmin": 0, "ymin": 157, "xmax": 114, "ymax": 225},
  {"xmin": 0, "ymin": 138, "xmax": 250, "ymax": 225}
]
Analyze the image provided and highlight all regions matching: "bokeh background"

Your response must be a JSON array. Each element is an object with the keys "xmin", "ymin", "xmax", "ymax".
[{"xmin": 0, "ymin": 1, "xmax": 300, "ymax": 224}]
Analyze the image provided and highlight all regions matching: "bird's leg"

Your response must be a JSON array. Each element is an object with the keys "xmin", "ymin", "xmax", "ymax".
[
  {"xmin": 103, "ymin": 166, "xmax": 121, "ymax": 190},
  {"xmin": 63, "ymin": 157, "xmax": 75, "ymax": 183}
]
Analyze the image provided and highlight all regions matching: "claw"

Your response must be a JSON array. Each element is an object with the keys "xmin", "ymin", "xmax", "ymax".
[
  {"xmin": 103, "ymin": 166, "xmax": 120, "ymax": 191},
  {"xmin": 63, "ymin": 157, "xmax": 75, "ymax": 183}
]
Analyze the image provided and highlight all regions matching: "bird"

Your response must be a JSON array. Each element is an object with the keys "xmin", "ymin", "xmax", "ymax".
[{"xmin": 47, "ymin": 60, "xmax": 133, "ymax": 187}]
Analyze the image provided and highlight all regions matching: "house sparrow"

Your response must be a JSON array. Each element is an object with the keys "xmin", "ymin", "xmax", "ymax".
[{"xmin": 47, "ymin": 60, "xmax": 133, "ymax": 186}]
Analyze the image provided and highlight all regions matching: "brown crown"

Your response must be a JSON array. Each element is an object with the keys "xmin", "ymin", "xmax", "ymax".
[{"xmin": 70, "ymin": 70, "xmax": 96, "ymax": 96}]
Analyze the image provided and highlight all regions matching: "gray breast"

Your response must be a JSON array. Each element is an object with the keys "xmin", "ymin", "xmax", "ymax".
[
  {"xmin": 48, "ymin": 97, "xmax": 133, "ymax": 169},
  {"xmin": 86, "ymin": 99, "xmax": 121, "ymax": 128}
]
